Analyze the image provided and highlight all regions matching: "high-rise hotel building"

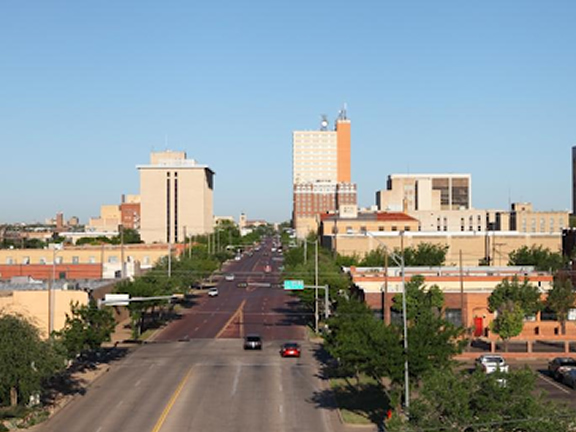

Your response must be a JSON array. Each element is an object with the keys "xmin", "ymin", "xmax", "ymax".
[
  {"xmin": 292, "ymin": 109, "xmax": 357, "ymax": 237},
  {"xmin": 138, "ymin": 151, "xmax": 214, "ymax": 244}
]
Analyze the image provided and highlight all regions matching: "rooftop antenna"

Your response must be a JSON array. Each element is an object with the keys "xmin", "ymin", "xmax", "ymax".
[
  {"xmin": 320, "ymin": 115, "xmax": 329, "ymax": 131},
  {"xmin": 338, "ymin": 103, "xmax": 348, "ymax": 120}
]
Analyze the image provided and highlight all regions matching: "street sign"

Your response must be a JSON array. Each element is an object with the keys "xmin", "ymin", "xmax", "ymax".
[
  {"xmin": 104, "ymin": 293, "xmax": 129, "ymax": 306},
  {"xmin": 283, "ymin": 280, "xmax": 304, "ymax": 290}
]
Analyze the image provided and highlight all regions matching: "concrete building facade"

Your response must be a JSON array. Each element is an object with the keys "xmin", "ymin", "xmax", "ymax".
[
  {"xmin": 292, "ymin": 109, "xmax": 356, "ymax": 238},
  {"xmin": 323, "ymin": 230, "xmax": 563, "ymax": 267},
  {"xmin": 138, "ymin": 151, "xmax": 214, "ymax": 244},
  {"xmin": 376, "ymin": 174, "xmax": 472, "ymax": 212}
]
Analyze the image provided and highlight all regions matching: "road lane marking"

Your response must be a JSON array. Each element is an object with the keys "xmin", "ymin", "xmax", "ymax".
[
  {"xmin": 279, "ymin": 404, "xmax": 283, "ymax": 414},
  {"xmin": 151, "ymin": 367, "xmax": 193, "ymax": 432},
  {"xmin": 216, "ymin": 299, "xmax": 246, "ymax": 339},
  {"xmin": 231, "ymin": 365, "xmax": 241, "ymax": 396},
  {"xmin": 538, "ymin": 374, "xmax": 571, "ymax": 394},
  {"xmin": 96, "ymin": 427, "xmax": 102, "ymax": 432},
  {"xmin": 134, "ymin": 379, "xmax": 141, "ymax": 387}
]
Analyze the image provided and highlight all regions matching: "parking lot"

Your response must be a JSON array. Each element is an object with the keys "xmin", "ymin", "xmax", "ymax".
[{"xmin": 459, "ymin": 358, "xmax": 576, "ymax": 409}]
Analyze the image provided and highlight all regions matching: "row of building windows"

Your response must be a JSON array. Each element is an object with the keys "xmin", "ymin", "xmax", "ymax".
[{"xmin": 4, "ymin": 256, "xmax": 152, "ymax": 265}]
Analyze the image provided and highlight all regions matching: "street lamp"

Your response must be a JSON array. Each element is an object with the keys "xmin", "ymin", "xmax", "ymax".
[
  {"xmin": 365, "ymin": 231, "xmax": 410, "ymax": 411},
  {"xmin": 48, "ymin": 243, "xmax": 63, "ymax": 335},
  {"xmin": 302, "ymin": 238, "xmax": 320, "ymax": 333}
]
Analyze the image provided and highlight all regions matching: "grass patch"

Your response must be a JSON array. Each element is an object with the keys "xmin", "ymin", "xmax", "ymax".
[
  {"xmin": 329, "ymin": 375, "xmax": 390, "ymax": 425},
  {"xmin": 138, "ymin": 329, "xmax": 157, "ymax": 341}
]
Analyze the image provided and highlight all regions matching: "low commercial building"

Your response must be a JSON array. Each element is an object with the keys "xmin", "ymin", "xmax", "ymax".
[
  {"xmin": 324, "ymin": 229, "xmax": 562, "ymax": 267},
  {"xmin": 348, "ymin": 266, "xmax": 576, "ymax": 346}
]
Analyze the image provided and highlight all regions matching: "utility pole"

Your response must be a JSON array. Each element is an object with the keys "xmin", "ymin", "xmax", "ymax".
[
  {"xmin": 400, "ymin": 231, "xmax": 409, "ymax": 411},
  {"xmin": 460, "ymin": 249, "xmax": 465, "ymax": 327},
  {"xmin": 383, "ymin": 252, "xmax": 388, "ymax": 322},
  {"xmin": 315, "ymin": 240, "xmax": 319, "ymax": 333},
  {"xmin": 167, "ymin": 241, "xmax": 172, "ymax": 278},
  {"xmin": 120, "ymin": 225, "xmax": 125, "ymax": 279},
  {"xmin": 304, "ymin": 240, "xmax": 307, "ymax": 264}
]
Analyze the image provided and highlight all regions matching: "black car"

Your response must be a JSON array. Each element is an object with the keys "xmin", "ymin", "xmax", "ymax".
[
  {"xmin": 244, "ymin": 334, "xmax": 262, "ymax": 350},
  {"xmin": 548, "ymin": 357, "xmax": 576, "ymax": 380}
]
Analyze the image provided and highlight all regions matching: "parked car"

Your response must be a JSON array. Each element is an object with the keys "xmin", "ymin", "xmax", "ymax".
[
  {"xmin": 244, "ymin": 334, "xmax": 262, "ymax": 350},
  {"xmin": 475, "ymin": 355, "xmax": 509, "ymax": 374},
  {"xmin": 280, "ymin": 342, "xmax": 301, "ymax": 358},
  {"xmin": 560, "ymin": 367, "xmax": 576, "ymax": 389},
  {"xmin": 548, "ymin": 357, "xmax": 576, "ymax": 380},
  {"xmin": 208, "ymin": 288, "xmax": 219, "ymax": 297}
]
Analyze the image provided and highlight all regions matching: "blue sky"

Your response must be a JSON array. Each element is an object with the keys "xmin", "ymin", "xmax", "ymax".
[{"xmin": 1, "ymin": 1, "xmax": 575, "ymax": 224}]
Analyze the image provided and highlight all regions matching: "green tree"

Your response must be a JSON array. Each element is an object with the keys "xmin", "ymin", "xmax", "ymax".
[
  {"xmin": 546, "ymin": 277, "xmax": 576, "ymax": 335},
  {"xmin": 488, "ymin": 276, "xmax": 542, "ymax": 317},
  {"xmin": 490, "ymin": 301, "xmax": 525, "ymax": 352},
  {"xmin": 388, "ymin": 367, "xmax": 576, "ymax": 432},
  {"xmin": 359, "ymin": 247, "xmax": 388, "ymax": 267},
  {"xmin": 57, "ymin": 300, "xmax": 116, "ymax": 358},
  {"xmin": 324, "ymin": 297, "xmax": 404, "ymax": 403},
  {"xmin": 0, "ymin": 314, "xmax": 65, "ymax": 407},
  {"xmin": 392, "ymin": 276, "xmax": 466, "ymax": 385},
  {"xmin": 508, "ymin": 245, "xmax": 566, "ymax": 272},
  {"xmin": 393, "ymin": 243, "xmax": 449, "ymax": 266}
]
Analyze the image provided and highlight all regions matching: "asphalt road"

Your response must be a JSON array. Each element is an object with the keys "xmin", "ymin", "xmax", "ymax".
[
  {"xmin": 156, "ymin": 241, "xmax": 306, "ymax": 342},
  {"xmin": 38, "ymin": 339, "xmax": 341, "ymax": 432}
]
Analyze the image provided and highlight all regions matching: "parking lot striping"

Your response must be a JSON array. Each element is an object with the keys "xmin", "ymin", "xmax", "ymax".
[
  {"xmin": 538, "ymin": 374, "xmax": 571, "ymax": 394},
  {"xmin": 150, "ymin": 367, "xmax": 193, "ymax": 432},
  {"xmin": 216, "ymin": 299, "xmax": 246, "ymax": 339}
]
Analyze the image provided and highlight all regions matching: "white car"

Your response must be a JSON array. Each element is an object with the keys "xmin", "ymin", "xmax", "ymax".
[
  {"xmin": 208, "ymin": 288, "xmax": 219, "ymax": 297},
  {"xmin": 475, "ymin": 355, "xmax": 509, "ymax": 374},
  {"xmin": 225, "ymin": 274, "xmax": 235, "ymax": 281}
]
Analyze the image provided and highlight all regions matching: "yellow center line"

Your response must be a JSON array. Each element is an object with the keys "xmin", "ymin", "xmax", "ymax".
[
  {"xmin": 216, "ymin": 299, "xmax": 246, "ymax": 339},
  {"xmin": 151, "ymin": 367, "xmax": 193, "ymax": 432}
]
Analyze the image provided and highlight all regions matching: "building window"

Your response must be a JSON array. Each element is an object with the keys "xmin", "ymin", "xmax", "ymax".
[
  {"xmin": 378, "ymin": 226, "xmax": 384, "ymax": 232},
  {"xmin": 404, "ymin": 226, "xmax": 411, "ymax": 231},
  {"xmin": 391, "ymin": 226, "xmax": 397, "ymax": 231},
  {"xmin": 568, "ymin": 309, "xmax": 576, "ymax": 321},
  {"xmin": 89, "ymin": 256, "xmax": 96, "ymax": 264},
  {"xmin": 6, "ymin": 257, "xmax": 13, "ymax": 265},
  {"xmin": 39, "ymin": 257, "xmax": 46, "ymax": 264},
  {"xmin": 55, "ymin": 256, "xmax": 63, "ymax": 264},
  {"xmin": 108, "ymin": 256, "xmax": 119, "ymax": 264},
  {"xmin": 143, "ymin": 256, "xmax": 150, "ymax": 265},
  {"xmin": 360, "ymin": 226, "xmax": 367, "ymax": 233},
  {"xmin": 445, "ymin": 308, "xmax": 463, "ymax": 326},
  {"xmin": 72, "ymin": 256, "xmax": 79, "ymax": 264}
]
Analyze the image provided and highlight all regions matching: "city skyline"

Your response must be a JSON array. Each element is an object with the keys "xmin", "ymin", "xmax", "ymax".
[{"xmin": 2, "ymin": 1, "xmax": 575, "ymax": 224}]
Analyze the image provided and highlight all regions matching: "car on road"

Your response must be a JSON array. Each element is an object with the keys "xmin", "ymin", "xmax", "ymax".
[
  {"xmin": 264, "ymin": 265, "xmax": 272, "ymax": 273},
  {"xmin": 237, "ymin": 282, "xmax": 247, "ymax": 288},
  {"xmin": 225, "ymin": 274, "xmax": 235, "ymax": 281},
  {"xmin": 244, "ymin": 334, "xmax": 262, "ymax": 350},
  {"xmin": 234, "ymin": 255, "xmax": 241, "ymax": 261},
  {"xmin": 208, "ymin": 288, "xmax": 219, "ymax": 297},
  {"xmin": 280, "ymin": 342, "xmax": 301, "ymax": 358},
  {"xmin": 548, "ymin": 357, "xmax": 576, "ymax": 380},
  {"xmin": 475, "ymin": 355, "xmax": 509, "ymax": 374}
]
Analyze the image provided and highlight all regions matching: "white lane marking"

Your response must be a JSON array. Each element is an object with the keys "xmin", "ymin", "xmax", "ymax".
[
  {"xmin": 538, "ymin": 374, "xmax": 571, "ymax": 394},
  {"xmin": 278, "ymin": 404, "xmax": 283, "ymax": 414},
  {"xmin": 203, "ymin": 319, "xmax": 208, "ymax": 323},
  {"xmin": 279, "ymin": 383, "xmax": 283, "ymax": 392},
  {"xmin": 194, "ymin": 326, "xmax": 199, "ymax": 331},
  {"xmin": 96, "ymin": 427, "xmax": 103, "ymax": 432},
  {"xmin": 118, "ymin": 400, "xmax": 124, "ymax": 406},
  {"xmin": 231, "ymin": 365, "xmax": 241, "ymax": 396},
  {"xmin": 134, "ymin": 379, "xmax": 141, "ymax": 387}
]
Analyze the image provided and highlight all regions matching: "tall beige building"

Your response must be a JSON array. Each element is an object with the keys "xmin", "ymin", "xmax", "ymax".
[
  {"xmin": 138, "ymin": 151, "xmax": 214, "ymax": 244},
  {"xmin": 292, "ymin": 109, "xmax": 356, "ymax": 237}
]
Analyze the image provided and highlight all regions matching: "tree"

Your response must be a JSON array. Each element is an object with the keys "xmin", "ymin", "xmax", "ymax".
[
  {"xmin": 392, "ymin": 276, "xmax": 466, "ymax": 385},
  {"xmin": 508, "ymin": 245, "xmax": 566, "ymax": 272},
  {"xmin": 393, "ymin": 243, "xmax": 449, "ymax": 266},
  {"xmin": 57, "ymin": 300, "xmax": 116, "ymax": 358},
  {"xmin": 490, "ymin": 301, "xmax": 525, "ymax": 352},
  {"xmin": 488, "ymin": 276, "xmax": 542, "ymax": 317},
  {"xmin": 0, "ymin": 314, "xmax": 65, "ymax": 407},
  {"xmin": 546, "ymin": 278, "xmax": 576, "ymax": 335},
  {"xmin": 324, "ymin": 297, "xmax": 404, "ymax": 403},
  {"xmin": 387, "ymin": 367, "xmax": 576, "ymax": 432}
]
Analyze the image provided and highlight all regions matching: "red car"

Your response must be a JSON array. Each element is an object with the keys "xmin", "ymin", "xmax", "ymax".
[{"xmin": 280, "ymin": 343, "xmax": 301, "ymax": 358}]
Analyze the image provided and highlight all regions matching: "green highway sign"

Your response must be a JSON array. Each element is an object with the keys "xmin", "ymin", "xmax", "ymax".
[{"xmin": 283, "ymin": 280, "xmax": 304, "ymax": 290}]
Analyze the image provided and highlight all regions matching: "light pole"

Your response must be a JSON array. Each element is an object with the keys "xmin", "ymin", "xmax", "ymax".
[
  {"xmin": 302, "ymin": 238, "xmax": 320, "ymax": 333},
  {"xmin": 48, "ymin": 244, "xmax": 63, "ymax": 335},
  {"xmin": 366, "ymin": 231, "xmax": 410, "ymax": 411}
]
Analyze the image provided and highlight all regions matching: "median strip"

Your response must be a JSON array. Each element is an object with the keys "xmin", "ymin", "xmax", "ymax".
[{"xmin": 216, "ymin": 299, "xmax": 246, "ymax": 339}]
